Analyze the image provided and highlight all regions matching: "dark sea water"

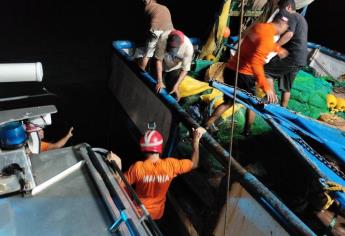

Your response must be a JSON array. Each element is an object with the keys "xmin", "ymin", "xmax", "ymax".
[{"xmin": 0, "ymin": 1, "xmax": 344, "ymax": 234}]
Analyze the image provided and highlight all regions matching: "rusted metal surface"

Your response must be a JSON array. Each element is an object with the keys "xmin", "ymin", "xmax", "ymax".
[
  {"xmin": 213, "ymin": 182, "xmax": 290, "ymax": 236},
  {"xmin": 167, "ymin": 193, "xmax": 199, "ymax": 236}
]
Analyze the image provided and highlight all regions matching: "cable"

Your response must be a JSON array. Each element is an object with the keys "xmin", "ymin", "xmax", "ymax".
[{"xmin": 224, "ymin": 0, "xmax": 245, "ymax": 235}]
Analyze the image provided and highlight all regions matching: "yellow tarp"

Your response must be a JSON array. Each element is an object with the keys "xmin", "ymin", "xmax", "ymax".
[
  {"xmin": 179, "ymin": 76, "xmax": 243, "ymax": 119},
  {"xmin": 200, "ymin": 89, "xmax": 243, "ymax": 119},
  {"xmin": 199, "ymin": 0, "xmax": 231, "ymax": 60},
  {"xmin": 179, "ymin": 76, "xmax": 211, "ymax": 98}
]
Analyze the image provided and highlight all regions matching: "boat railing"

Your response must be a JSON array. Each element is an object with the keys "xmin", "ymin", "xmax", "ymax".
[
  {"xmin": 79, "ymin": 145, "xmax": 163, "ymax": 236},
  {"xmin": 87, "ymin": 146, "xmax": 163, "ymax": 236},
  {"xmin": 307, "ymin": 42, "xmax": 345, "ymax": 63}
]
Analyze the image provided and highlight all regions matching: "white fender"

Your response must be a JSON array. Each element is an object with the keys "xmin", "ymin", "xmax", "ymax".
[{"xmin": 0, "ymin": 62, "xmax": 43, "ymax": 82}]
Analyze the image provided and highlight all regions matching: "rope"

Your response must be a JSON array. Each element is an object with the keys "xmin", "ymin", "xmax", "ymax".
[
  {"xmin": 322, "ymin": 192, "xmax": 335, "ymax": 211},
  {"xmin": 319, "ymin": 180, "xmax": 343, "ymax": 234},
  {"xmin": 224, "ymin": 0, "xmax": 245, "ymax": 235},
  {"xmin": 321, "ymin": 180, "xmax": 345, "ymax": 210}
]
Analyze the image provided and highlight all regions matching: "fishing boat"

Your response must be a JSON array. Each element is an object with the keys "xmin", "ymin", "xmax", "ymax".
[
  {"xmin": 108, "ymin": 0, "xmax": 345, "ymax": 235},
  {"xmin": 110, "ymin": 40, "xmax": 314, "ymax": 235},
  {"xmin": 1, "ymin": 0, "xmax": 344, "ymax": 235}
]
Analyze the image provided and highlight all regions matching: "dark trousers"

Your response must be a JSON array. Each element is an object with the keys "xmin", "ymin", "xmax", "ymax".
[
  {"xmin": 223, "ymin": 67, "xmax": 256, "ymax": 102},
  {"xmin": 264, "ymin": 56, "xmax": 302, "ymax": 92},
  {"xmin": 163, "ymin": 68, "xmax": 182, "ymax": 93}
]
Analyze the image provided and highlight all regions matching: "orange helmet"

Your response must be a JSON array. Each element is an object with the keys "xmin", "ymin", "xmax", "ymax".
[{"xmin": 140, "ymin": 130, "xmax": 163, "ymax": 154}]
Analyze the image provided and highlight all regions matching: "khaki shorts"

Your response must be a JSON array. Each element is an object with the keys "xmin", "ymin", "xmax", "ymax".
[
  {"xmin": 133, "ymin": 30, "xmax": 165, "ymax": 58},
  {"xmin": 144, "ymin": 29, "xmax": 164, "ymax": 57}
]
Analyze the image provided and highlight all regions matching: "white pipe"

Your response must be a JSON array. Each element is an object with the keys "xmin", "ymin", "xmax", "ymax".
[
  {"xmin": 31, "ymin": 161, "xmax": 85, "ymax": 196},
  {"xmin": 0, "ymin": 62, "xmax": 43, "ymax": 82}
]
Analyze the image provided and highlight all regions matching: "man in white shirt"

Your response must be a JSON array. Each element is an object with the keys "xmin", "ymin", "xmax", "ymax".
[{"xmin": 154, "ymin": 30, "xmax": 194, "ymax": 101}]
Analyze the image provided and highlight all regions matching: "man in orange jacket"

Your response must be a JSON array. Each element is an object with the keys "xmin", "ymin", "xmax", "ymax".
[
  {"xmin": 25, "ymin": 121, "xmax": 73, "ymax": 152},
  {"xmin": 107, "ymin": 126, "xmax": 206, "ymax": 220},
  {"xmin": 205, "ymin": 12, "xmax": 290, "ymax": 135}
]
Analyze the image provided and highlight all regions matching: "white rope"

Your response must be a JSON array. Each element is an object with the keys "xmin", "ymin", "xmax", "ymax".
[{"xmin": 224, "ymin": 0, "xmax": 246, "ymax": 235}]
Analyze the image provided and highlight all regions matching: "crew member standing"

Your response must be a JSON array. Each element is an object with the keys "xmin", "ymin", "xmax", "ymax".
[
  {"xmin": 107, "ymin": 126, "xmax": 206, "ymax": 220},
  {"xmin": 137, "ymin": 0, "xmax": 174, "ymax": 71}
]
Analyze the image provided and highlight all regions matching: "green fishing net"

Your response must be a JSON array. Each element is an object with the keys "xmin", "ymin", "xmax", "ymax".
[{"xmin": 184, "ymin": 69, "xmax": 335, "ymax": 138}]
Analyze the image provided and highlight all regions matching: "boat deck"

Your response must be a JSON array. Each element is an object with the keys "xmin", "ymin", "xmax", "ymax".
[{"xmin": 0, "ymin": 145, "xmax": 154, "ymax": 236}]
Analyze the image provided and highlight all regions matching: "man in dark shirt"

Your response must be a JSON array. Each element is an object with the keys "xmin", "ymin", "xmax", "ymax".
[
  {"xmin": 137, "ymin": 0, "xmax": 174, "ymax": 71},
  {"xmin": 264, "ymin": 0, "xmax": 308, "ymax": 107}
]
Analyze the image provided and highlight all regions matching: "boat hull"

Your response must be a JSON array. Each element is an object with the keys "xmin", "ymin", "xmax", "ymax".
[{"xmin": 109, "ymin": 40, "xmax": 315, "ymax": 235}]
